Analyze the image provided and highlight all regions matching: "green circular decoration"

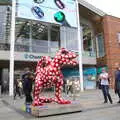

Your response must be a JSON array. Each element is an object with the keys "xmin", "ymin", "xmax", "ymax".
[{"xmin": 54, "ymin": 11, "xmax": 65, "ymax": 22}]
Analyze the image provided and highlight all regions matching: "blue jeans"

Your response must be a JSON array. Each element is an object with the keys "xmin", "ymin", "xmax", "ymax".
[{"xmin": 101, "ymin": 85, "xmax": 112, "ymax": 103}]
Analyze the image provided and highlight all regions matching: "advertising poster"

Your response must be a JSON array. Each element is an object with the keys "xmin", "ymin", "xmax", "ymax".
[
  {"xmin": 83, "ymin": 68, "xmax": 97, "ymax": 89},
  {"xmin": 17, "ymin": 0, "xmax": 77, "ymax": 27},
  {"xmin": 97, "ymin": 66, "xmax": 108, "ymax": 74},
  {"xmin": 62, "ymin": 68, "xmax": 79, "ymax": 78}
]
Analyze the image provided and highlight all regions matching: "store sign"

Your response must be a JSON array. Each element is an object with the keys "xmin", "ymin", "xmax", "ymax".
[
  {"xmin": 17, "ymin": 0, "xmax": 77, "ymax": 27},
  {"xmin": 24, "ymin": 53, "xmax": 41, "ymax": 60},
  {"xmin": 0, "ymin": 51, "xmax": 46, "ymax": 61}
]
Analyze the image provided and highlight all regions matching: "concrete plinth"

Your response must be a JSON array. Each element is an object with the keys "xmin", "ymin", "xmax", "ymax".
[{"xmin": 31, "ymin": 101, "xmax": 82, "ymax": 117}]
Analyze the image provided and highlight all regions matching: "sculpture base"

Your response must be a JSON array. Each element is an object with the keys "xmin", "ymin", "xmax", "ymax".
[{"xmin": 30, "ymin": 101, "xmax": 82, "ymax": 117}]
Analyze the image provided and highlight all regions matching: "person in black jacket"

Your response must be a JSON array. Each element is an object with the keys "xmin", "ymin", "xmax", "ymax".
[
  {"xmin": 22, "ymin": 68, "xmax": 34, "ymax": 104},
  {"xmin": 114, "ymin": 63, "xmax": 120, "ymax": 103}
]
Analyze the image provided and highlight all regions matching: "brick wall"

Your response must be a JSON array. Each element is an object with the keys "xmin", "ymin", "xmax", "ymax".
[{"xmin": 102, "ymin": 15, "xmax": 120, "ymax": 88}]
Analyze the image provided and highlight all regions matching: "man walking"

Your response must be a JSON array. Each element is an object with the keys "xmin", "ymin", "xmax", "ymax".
[
  {"xmin": 99, "ymin": 68, "xmax": 113, "ymax": 104},
  {"xmin": 114, "ymin": 63, "xmax": 120, "ymax": 103}
]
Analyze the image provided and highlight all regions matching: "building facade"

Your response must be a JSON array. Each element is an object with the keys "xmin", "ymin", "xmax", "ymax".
[
  {"xmin": 97, "ymin": 15, "xmax": 120, "ymax": 88},
  {"xmin": 0, "ymin": 0, "xmax": 109, "ymax": 93}
]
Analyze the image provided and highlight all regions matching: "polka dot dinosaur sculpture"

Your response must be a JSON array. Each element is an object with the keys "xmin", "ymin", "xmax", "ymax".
[{"xmin": 32, "ymin": 48, "xmax": 78, "ymax": 106}]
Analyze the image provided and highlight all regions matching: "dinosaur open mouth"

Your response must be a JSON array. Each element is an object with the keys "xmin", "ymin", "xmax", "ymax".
[
  {"xmin": 68, "ymin": 57, "xmax": 78, "ymax": 65},
  {"xmin": 69, "ymin": 58, "xmax": 76, "ymax": 61},
  {"xmin": 71, "ymin": 58, "xmax": 77, "ymax": 62},
  {"xmin": 68, "ymin": 54, "xmax": 78, "ymax": 60}
]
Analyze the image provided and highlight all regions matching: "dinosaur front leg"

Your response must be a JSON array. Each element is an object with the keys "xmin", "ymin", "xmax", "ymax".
[
  {"xmin": 32, "ymin": 81, "xmax": 43, "ymax": 106},
  {"xmin": 54, "ymin": 80, "xmax": 71, "ymax": 104}
]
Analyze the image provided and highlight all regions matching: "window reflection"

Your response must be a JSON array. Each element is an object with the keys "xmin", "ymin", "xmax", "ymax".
[
  {"xmin": 32, "ymin": 22, "xmax": 48, "ymax": 40},
  {"xmin": 14, "ymin": 19, "xmax": 60, "ymax": 53},
  {"xmin": 15, "ymin": 20, "xmax": 30, "ymax": 52},
  {"xmin": 32, "ymin": 22, "xmax": 48, "ymax": 53},
  {"xmin": 81, "ymin": 23, "xmax": 96, "ymax": 57},
  {"xmin": 82, "ymin": 24, "xmax": 92, "ymax": 52},
  {"xmin": 0, "ymin": 6, "xmax": 11, "ymax": 51},
  {"xmin": 96, "ymin": 33, "xmax": 105, "ymax": 57},
  {"xmin": 50, "ymin": 25, "xmax": 60, "ymax": 52}
]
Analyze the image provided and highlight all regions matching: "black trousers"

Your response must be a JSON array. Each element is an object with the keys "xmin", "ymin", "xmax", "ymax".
[
  {"xmin": 67, "ymin": 85, "xmax": 73, "ymax": 95},
  {"xmin": 117, "ymin": 90, "xmax": 120, "ymax": 99},
  {"xmin": 101, "ymin": 85, "xmax": 112, "ymax": 103},
  {"xmin": 25, "ymin": 92, "xmax": 33, "ymax": 103},
  {"xmin": 14, "ymin": 88, "xmax": 21, "ymax": 99}
]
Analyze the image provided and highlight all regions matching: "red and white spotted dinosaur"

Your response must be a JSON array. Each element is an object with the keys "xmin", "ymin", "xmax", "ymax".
[{"xmin": 32, "ymin": 48, "xmax": 78, "ymax": 106}]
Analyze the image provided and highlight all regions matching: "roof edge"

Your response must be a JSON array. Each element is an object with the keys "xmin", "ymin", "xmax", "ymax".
[{"xmin": 78, "ymin": 0, "xmax": 106, "ymax": 16}]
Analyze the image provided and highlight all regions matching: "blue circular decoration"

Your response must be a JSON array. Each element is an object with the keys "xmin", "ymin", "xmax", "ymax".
[{"xmin": 31, "ymin": 6, "xmax": 44, "ymax": 19}]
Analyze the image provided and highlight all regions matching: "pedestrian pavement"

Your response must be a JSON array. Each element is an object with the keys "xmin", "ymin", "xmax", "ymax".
[{"xmin": 0, "ymin": 89, "xmax": 120, "ymax": 120}]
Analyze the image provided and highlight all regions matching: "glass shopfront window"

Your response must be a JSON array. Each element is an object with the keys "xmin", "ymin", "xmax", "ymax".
[
  {"xmin": 0, "ymin": 6, "xmax": 11, "ymax": 51},
  {"xmin": 82, "ymin": 24, "xmax": 92, "ymax": 51},
  {"xmin": 15, "ymin": 20, "xmax": 30, "ymax": 52},
  {"xmin": 31, "ymin": 22, "xmax": 48, "ymax": 53},
  {"xmin": 50, "ymin": 25, "xmax": 60, "ymax": 52},
  {"xmin": 81, "ymin": 23, "xmax": 96, "ymax": 57},
  {"xmin": 96, "ymin": 33, "xmax": 105, "ymax": 57},
  {"xmin": 83, "ymin": 67, "xmax": 97, "ymax": 89},
  {"xmin": 60, "ymin": 27, "xmax": 78, "ymax": 51},
  {"xmin": 15, "ymin": 19, "xmax": 60, "ymax": 53}
]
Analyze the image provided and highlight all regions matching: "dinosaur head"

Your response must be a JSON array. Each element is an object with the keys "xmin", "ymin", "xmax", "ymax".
[{"xmin": 54, "ymin": 48, "xmax": 78, "ymax": 67}]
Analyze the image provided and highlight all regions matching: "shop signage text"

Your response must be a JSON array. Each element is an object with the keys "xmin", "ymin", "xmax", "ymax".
[{"xmin": 24, "ymin": 53, "xmax": 41, "ymax": 60}]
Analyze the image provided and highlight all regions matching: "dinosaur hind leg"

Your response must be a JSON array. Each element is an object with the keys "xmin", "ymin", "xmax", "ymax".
[
  {"xmin": 39, "ymin": 83, "xmax": 53, "ymax": 103},
  {"xmin": 54, "ymin": 81, "xmax": 71, "ymax": 104}
]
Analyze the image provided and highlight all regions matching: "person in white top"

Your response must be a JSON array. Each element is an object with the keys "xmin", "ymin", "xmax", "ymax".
[{"xmin": 99, "ymin": 68, "xmax": 113, "ymax": 104}]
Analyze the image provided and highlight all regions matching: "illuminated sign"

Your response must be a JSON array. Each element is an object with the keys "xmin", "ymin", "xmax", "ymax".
[{"xmin": 17, "ymin": 0, "xmax": 77, "ymax": 27}]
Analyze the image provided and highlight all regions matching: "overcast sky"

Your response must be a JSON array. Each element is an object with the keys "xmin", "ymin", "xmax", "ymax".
[{"xmin": 85, "ymin": 0, "xmax": 120, "ymax": 18}]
